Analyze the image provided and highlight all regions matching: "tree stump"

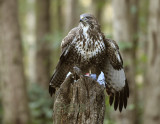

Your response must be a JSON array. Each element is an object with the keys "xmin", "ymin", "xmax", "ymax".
[{"xmin": 53, "ymin": 72, "xmax": 105, "ymax": 124}]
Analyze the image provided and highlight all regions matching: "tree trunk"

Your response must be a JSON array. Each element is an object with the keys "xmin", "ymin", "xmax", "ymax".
[
  {"xmin": 65, "ymin": 0, "xmax": 78, "ymax": 32},
  {"xmin": 143, "ymin": 0, "xmax": 160, "ymax": 124},
  {"xmin": 36, "ymin": 0, "xmax": 51, "ymax": 89},
  {"xmin": 89, "ymin": 0, "xmax": 106, "ymax": 23},
  {"xmin": 57, "ymin": 0, "xmax": 63, "ymax": 33},
  {"xmin": 0, "ymin": 0, "xmax": 30, "ymax": 124},
  {"xmin": 112, "ymin": 0, "xmax": 139, "ymax": 124},
  {"xmin": 53, "ymin": 73, "xmax": 105, "ymax": 124},
  {"xmin": 24, "ymin": 0, "xmax": 36, "ymax": 83}
]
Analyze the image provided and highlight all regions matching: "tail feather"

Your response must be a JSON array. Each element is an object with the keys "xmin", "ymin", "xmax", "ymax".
[
  {"xmin": 49, "ymin": 63, "xmax": 69, "ymax": 96},
  {"xmin": 49, "ymin": 86, "xmax": 55, "ymax": 96}
]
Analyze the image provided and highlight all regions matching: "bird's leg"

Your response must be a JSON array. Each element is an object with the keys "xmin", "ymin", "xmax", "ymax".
[
  {"xmin": 89, "ymin": 69, "xmax": 91, "ymax": 75},
  {"xmin": 73, "ymin": 66, "xmax": 82, "ymax": 80}
]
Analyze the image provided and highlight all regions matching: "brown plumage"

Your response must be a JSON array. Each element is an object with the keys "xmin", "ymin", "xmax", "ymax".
[{"xmin": 49, "ymin": 13, "xmax": 129, "ymax": 112}]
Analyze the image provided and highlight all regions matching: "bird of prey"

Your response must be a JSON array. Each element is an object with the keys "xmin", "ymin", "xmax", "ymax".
[{"xmin": 49, "ymin": 13, "xmax": 129, "ymax": 112}]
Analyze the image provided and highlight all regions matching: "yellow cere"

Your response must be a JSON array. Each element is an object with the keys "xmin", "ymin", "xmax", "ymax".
[{"xmin": 80, "ymin": 16, "xmax": 84, "ymax": 20}]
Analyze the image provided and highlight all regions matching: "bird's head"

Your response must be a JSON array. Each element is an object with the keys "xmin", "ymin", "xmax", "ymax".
[{"xmin": 79, "ymin": 13, "xmax": 100, "ymax": 30}]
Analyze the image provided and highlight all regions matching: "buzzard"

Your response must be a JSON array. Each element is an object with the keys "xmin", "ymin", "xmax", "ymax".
[{"xmin": 49, "ymin": 13, "xmax": 129, "ymax": 112}]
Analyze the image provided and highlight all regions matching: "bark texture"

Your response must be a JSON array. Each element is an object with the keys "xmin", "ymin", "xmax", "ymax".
[
  {"xmin": 112, "ymin": 0, "xmax": 139, "ymax": 124},
  {"xmin": 53, "ymin": 73, "xmax": 105, "ymax": 124},
  {"xmin": 36, "ymin": 0, "xmax": 51, "ymax": 88},
  {"xmin": 143, "ymin": 0, "xmax": 160, "ymax": 124},
  {"xmin": 0, "ymin": 0, "xmax": 30, "ymax": 124},
  {"xmin": 65, "ymin": 0, "xmax": 78, "ymax": 31}
]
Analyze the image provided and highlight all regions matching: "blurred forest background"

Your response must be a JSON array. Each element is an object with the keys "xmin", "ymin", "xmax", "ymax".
[{"xmin": 0, "ymin": 0, "xmax": 160, "ymax": 124}]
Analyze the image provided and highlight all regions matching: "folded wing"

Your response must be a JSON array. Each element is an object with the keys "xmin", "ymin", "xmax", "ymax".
[{"xmin": 49, "ymin": 27, "xmax": 79, "ymax": 96}]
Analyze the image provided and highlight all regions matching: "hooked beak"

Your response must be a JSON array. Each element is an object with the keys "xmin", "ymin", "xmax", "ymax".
[
  {"xmin": 80, "ymin": 18, "xmax": 85, "ymax": 26},
  {"xmin": 80, "ymin": 15, "xmax": 86, "ymax": 22},
  {"xmin": 80, "ymin": 18, "xmax": 84, "ymax": 22}
]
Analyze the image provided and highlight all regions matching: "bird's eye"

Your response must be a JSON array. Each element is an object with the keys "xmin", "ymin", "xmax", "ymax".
[{"xmin": 86, "ymin": 17, "xmax": 92, "ymax": 19}]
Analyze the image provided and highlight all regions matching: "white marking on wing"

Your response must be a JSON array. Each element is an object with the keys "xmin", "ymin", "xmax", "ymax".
[
  {"xmin": 66, "ymin": 72, "xmax": 72, "ymax": 78},
  {"xmin": 64, "ymin": 48, "xmax": 68, "ymax": 56},
  {"xmin": 110, "ymin": 42, "xmax": 116, "ymax": 48},
  {"xmin": 116, "ymin": 52, "xmax": 121, "ymax": 62}
]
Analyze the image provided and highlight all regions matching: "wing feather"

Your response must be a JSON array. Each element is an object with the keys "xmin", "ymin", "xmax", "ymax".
[
  {"xmin": 49, "ymin": 27, "xmax": 79, "ymax": 96},
  {"xmin": 105, "ymin": 38, "xmax": 123, "ymax": 70},
  {"xmin": 61, "ymin": 27, "xmax": 79, "ymax": 52},
  {"xmin": 49, "ymin": 47, "xmax": 70, "ymax": 96},
  {"xmin": 103, "ymin": 38, "xmax": 129, "ymax": 112}
]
